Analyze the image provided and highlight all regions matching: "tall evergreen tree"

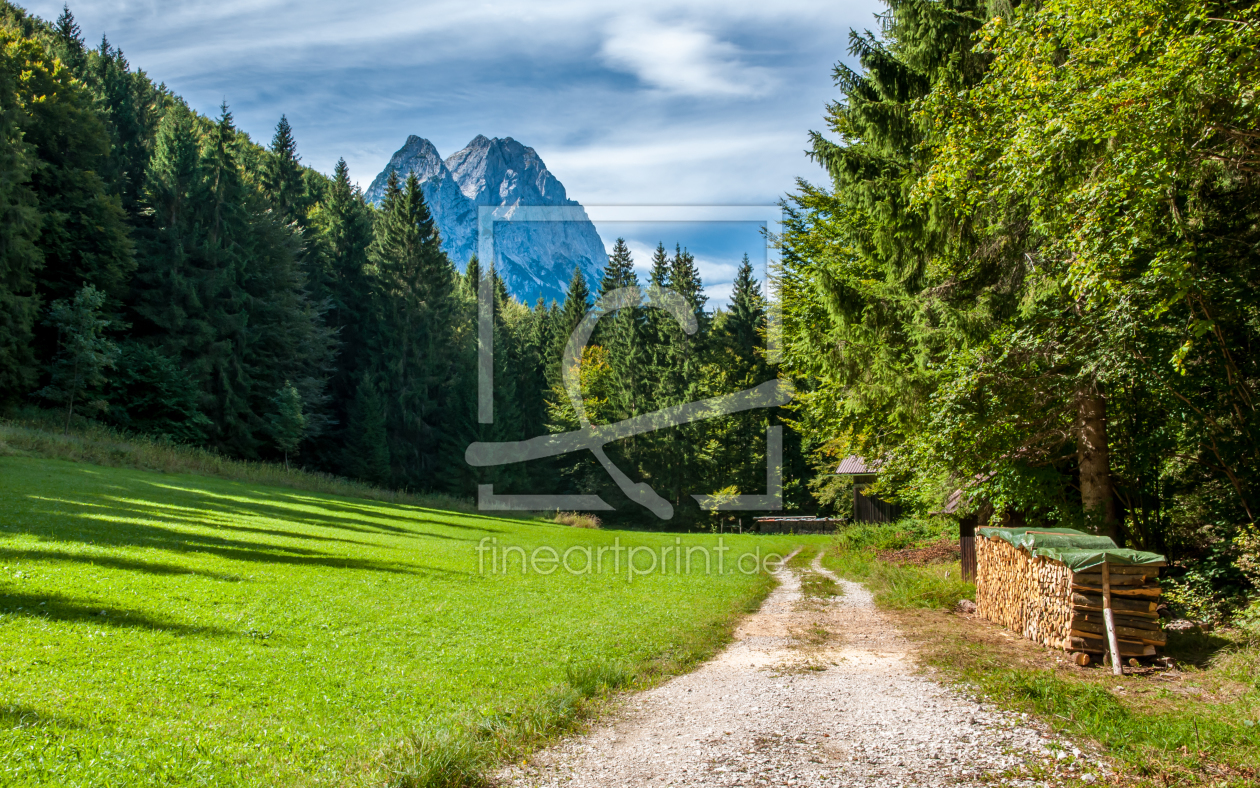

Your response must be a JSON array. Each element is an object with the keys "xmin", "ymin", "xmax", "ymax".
[
  {"xmin": 307, "ymin": 157, "xmax": 374, "ymax": 468},
  {"xmin": 549, "ymin": 265, "xmax": 591, "ymax": 383},
  {"xmin": 343, "ymin": 374, "xmax": 390, "ymax": 485},
  {"xmin": 264, "ymin": 115, "xmax": 308, "ymax": 226},
  {"xmin": 592, "ymin": 238, "xmax": 642, "ymax": 419},
  {"xmin": 710, "ymin": 254, "xmax": 772, "ymax": 499},
  {"xmin": 369, "ymin": 170, "xmax": 459, "ymax": 488},
  {"xmin": 10, "ymin": 30, "xmax": 134, "ymax": 313},
  {"xmin": 268, "ymin": 381, "xmax": 306, "ymax": 469},
  {"xmin": 52, "ymin": 5, "xmax": 85, "ymax": 74},
  {"xmin": 35, "ymin": 284, "xmax": 118, "ymax": 432},
  {"xmin": 725, "ymin": 254, "xmax": 766, "ymax": 364},
  {"xmin": 600, "ymin": 237, "xmax": 637, "ymax": 296},
  {"xmin": 86, "ymin": 35, "xmax": 161, "ymax": 218}
]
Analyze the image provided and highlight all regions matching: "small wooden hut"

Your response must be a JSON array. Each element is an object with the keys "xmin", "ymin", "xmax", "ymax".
[
  {"xmin": 835, "ymin": 456, "xmax": 902, "ymax": 523},
  {"xmin": 975, "ymin": 527, "xmax": 1166, "ymax": 665}
]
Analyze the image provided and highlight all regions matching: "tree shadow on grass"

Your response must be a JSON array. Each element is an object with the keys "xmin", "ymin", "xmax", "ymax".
[
  {"xmin": 16, "ymin": 501, "xmax": 467, "ymax": 578},
  {"xmin": 266, "ymin": 492, "xmax": 514, "ymax": 534},
  {"xmin": 0, "ymin": 547, "xmax": 249, "ymax": 582},
  {"xmin": 0, "ymin": 704, "xmax": 82, "ymax": 730},
  {"xmin": 96, "ymin": 498, "xmax": 481, "ymax": 550},
  {"xmin": 136, "ymin": 481, "xmax": 500, "ymax": 539},
  {"xmin": 1165, "ymin": 628, "xmax": 1238, "ymax": 668},
  {"xmin": 0, "ymin": 591, "xmax": 237, "ymax": 637}
]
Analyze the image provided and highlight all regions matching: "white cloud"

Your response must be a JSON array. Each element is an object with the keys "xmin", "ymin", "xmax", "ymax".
[
  {"xmin": 600, "ymin": 16, "xmax": 773, "ymax": 97},
  {"xmin": 33, "ymin": 0, "xmax": 881, "ymax": 204},
  {"xmin": 704, "ymin": 282, "xmax": 734, "ymax": 306}
]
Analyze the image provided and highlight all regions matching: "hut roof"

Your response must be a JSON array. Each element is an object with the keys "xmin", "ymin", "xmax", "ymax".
[{"xmin": 835, "ymin": 456, "xmax": 881, "ymax": 475}]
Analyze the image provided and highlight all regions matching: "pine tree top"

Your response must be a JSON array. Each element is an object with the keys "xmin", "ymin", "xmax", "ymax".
[
  {"xmin": 56, "ymin": 5, "xmax": 82, "ymax": 46},
  {"xmin": 649, "ymin": 243, "xmax": 670, "ymax": 288},
  {"xmin": 670, "ymin": 244, "xmax": 706, "ymax": 311},
  {"xmin": 601, "ymin": 237, "xmax": 638, "ymax": 296},
  {"xmin": 271, "ymin": 116, "xmax": 299, "ymax": 160}
]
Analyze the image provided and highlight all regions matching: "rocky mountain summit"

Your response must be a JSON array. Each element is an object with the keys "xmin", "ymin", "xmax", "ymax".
[{"xmin": 366, "ymin": 135, "xmax": 606, "ymax": 304}]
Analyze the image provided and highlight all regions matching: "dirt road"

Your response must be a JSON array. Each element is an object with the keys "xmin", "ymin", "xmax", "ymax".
[{"xmin": 499, "ymin": 553, "xmax": 1093, "ymax": 787}]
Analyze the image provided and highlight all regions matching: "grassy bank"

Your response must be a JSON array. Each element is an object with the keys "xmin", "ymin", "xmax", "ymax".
[
  {"xmin": 0, "ymin": 455, "xmax": 820, "ymax": 787},
  {"xmin": 0, "ymin": 417, "xmax": 468, "ymax": 513},
  {"xmin": 822, "ymin": 522, "xmax": 1259, "ymax": 787}
]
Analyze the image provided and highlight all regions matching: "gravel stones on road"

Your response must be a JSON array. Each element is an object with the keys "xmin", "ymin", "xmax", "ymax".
[{"xmin": 498, "ymin": 555, "xmax": 1088, "ymax": 787}]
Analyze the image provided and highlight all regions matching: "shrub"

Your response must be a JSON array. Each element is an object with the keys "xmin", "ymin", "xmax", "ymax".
[{"xmin": 554, "ymin": 511, "xmax": 601, "ymax": 529}]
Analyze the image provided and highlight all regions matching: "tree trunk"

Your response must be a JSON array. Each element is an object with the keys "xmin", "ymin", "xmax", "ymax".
[{"xmin": 1077, "ymin": 385, "xmax": 1120, "ymax": 541}]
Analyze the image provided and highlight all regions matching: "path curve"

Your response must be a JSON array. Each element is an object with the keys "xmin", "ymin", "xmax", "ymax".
[{"xmin": 499, "ymin": 553, "xmax": 1090, "ymax": 787}]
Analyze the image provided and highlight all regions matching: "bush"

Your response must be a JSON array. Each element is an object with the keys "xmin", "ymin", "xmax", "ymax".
[{"xmin": 554, "ymin": 511, "xmax": 601, "ymax": 529}]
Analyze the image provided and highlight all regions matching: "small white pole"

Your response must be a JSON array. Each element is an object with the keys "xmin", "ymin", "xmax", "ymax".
[{"xmin": 1102, "ymin": 560, "xmax": 1123, "ymax": 676}]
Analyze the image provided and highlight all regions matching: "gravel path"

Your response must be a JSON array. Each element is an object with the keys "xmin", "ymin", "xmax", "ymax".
[{"xmin": 499, "ymin": 553, "xmax": 1097, "ymax": 788}]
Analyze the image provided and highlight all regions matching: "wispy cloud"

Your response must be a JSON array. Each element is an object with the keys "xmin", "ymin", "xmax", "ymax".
[
  {"xmin": 37, "ymin": 0, "xmax": 884, "ymax": 205},
  {"xmin": 599, "ymin": 16, "xmax": 773, "ymax": 97}
]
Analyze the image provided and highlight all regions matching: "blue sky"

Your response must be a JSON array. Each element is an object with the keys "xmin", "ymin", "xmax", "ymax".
[{"xmin": 30, "ymin": 0, "xmax": 884, "ymax": 303}]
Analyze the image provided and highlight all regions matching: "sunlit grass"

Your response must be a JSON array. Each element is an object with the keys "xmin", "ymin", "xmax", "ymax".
[
  {"xmin": 821, "ymin": 521, "xmax": 1259, "ymax": 786},
  {"xmin": 0, "ymin": 456, "xmax": 819, "ymax": 787}
]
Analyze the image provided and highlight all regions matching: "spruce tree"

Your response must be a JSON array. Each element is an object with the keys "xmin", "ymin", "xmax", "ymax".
[
  {"xmin": 269, "ymin": 381, "xmax": 306, "ymax": 469},
  {"xmin": 592, "ymin": 237, "xmax": 642, "ymax": 426},
  {"xmin": 369, "ymin": 170, "xmax": 458, "ymax": 487},
  {"xmin": 600, "ymin": 237, "xmax": 637, "ymax": 296},
  {"xmin": 191, "ymin": 103, "xmax": 257, "ymax": 454},
  {"xmin": 307, "ymin": 157, "xmax": 375, "ymax": 469},
  {"xmin": 711, "ymin": 254, "xmax": 771, "ymax": 499},
  {"xmin": 264, "ymin": 115, "xmax": 308, "ymax": 226},
  {"xmin": 725, "ymin": 254, "xmax": 766, "ymax": 364},
  {"xmin": 343, "ymin": 375, "xmax": 390, "ymax": 485},
  {"xmin": 35, "ymin": 284, "xmax": 119, "ymax": 433},
  {"xmin": 83, "ymin": 32, "xmax": 158, "ymax": 217},
  {"xmin": 783, "ymin": 0, "xmax": 1131, "ymax": 533},
  {"xmin": 543, "ymin": 265, "xmax": 592, "ymax": 399},
  {"xmin": 131, "ymin": 102, "xmax": 332, "ymax": 458},
  {"xmin": 53, "ymin": 5, "xmax": 86, "ymax": 74}
]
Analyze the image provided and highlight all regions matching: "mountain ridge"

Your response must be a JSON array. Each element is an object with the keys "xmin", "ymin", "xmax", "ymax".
[{"xmin": 366, "ymin": 135, "xmax": 606, "ymax": 304}]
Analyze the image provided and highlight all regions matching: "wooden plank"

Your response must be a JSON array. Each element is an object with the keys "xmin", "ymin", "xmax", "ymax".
[
  {"xmin": 1072, "ymin": 584, "xmax": 1162, "ymax": 598},
  {"xmin": 1072, "ymin": 611, "xmax": 1162, "ymax": 631},
  {"xmin": 1072, "ymin": 592, "xmax": 1157, "ymax": 614},
  {"xmin": 1070, "ymin": 623, "xmax": 1166, "ymax": 644},
  {"xmin": 1070, "ymin": 572, "xmax": 1149, "ymax": 586},
  {"xmin": 1101, "ymin": 564, "xmax": 1165, "ymax": 574},
  {"xmin": 1069, "ymin": 635, "xmax": 1157, "ymax": 656},
  {"xmin": 1103, "ymin": 562, "xmax": 1123, "ymax": 675}
]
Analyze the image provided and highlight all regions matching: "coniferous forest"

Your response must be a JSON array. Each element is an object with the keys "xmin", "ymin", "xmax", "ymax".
[
  {"xmin": 0, "ymin": 4, "xmax": 804, "ymax": 525},
  {"xmin": 780, "ymin": 0, "xmax": 1259, "ymax": 613}
]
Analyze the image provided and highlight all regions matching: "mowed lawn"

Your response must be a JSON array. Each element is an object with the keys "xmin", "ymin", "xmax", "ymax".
[{"xmin": 0, "ymin": 457, "xmax": 810, "ymax": 786}]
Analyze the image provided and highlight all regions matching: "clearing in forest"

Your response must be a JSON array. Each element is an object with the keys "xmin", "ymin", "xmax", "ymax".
[{"xmin": 0, "ymin": 456, "xmax": 816, "ymax": 786}]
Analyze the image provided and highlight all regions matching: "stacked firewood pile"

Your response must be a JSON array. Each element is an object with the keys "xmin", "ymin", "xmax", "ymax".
[{"xmin": 975, "ymin": 531, "xmax": 1164, "ymax": 663}]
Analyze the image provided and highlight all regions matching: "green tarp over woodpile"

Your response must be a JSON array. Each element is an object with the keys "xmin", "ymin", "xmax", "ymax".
[{"xmin": 976, "ymin": 526, "xmax": 1166, "ymax": 571}]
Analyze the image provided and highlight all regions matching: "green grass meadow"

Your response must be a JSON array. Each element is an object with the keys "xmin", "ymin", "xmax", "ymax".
[{"xmin": 0, "ymin": 456, "xmax": 815, "ymax": 786}]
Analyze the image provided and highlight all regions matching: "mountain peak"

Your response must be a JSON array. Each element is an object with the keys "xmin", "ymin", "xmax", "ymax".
[
  {"xmin": 364, "ymin": 136, "xmax": 448, "ymax": 202},
  {"xmin": 367, "ymin": 134, "xmax": 605, "ymax": 305},
  {"xmin": 444, "ymin": 135, "xmax": 569, "ymax": 206}
]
